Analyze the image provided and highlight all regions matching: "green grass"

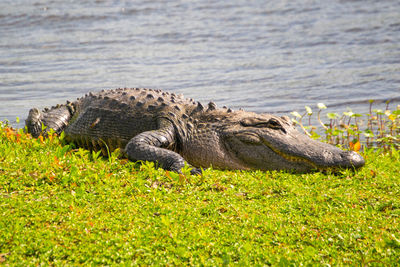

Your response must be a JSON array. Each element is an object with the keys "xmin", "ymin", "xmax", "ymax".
[{"xmin": 1, "ymin": 122, "xmax": 400, "ymax": 265}]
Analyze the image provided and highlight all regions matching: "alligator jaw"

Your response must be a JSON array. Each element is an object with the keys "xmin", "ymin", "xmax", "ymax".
[
  {"xmin": 262, "ymin": 138, "xmax": 365, "ymax": 172},
  {"xmin": 260, "ymin": 133, "xmax": 365, "ymax": 172},
  {"xmin": 261, "ymin": 139, "xmax": 318, "ymax": 170}
]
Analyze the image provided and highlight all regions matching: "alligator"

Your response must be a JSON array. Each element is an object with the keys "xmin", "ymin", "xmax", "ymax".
[{"xmin": 25, "ymin": 88, "xmax": 365, "ymax": 173}]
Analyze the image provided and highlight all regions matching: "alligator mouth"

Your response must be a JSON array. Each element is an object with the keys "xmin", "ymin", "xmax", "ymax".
[
  {"xmin": 261, "ymin": 138, "xmax": 364, "ymax": 171},
  {"xmin": 261, "ymin": 139, "xmax": 318, "ymax": 170}
]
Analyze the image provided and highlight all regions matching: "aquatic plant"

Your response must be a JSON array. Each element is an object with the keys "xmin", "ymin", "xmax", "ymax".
[{"xmin": 291, "ymin": 100, "xmax": 400, "ymax": 152}]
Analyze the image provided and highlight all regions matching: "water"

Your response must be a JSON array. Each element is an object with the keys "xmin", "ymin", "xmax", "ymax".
[{"xmin": 1, "ymin": 0, "xmax": 399, "ymax": 128}]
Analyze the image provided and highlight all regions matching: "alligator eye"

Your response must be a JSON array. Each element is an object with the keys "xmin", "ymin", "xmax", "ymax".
[
  {"xmin": 266, "ymin": 119, "xmax": 286, "ymax": 133},
  {"xmin": 240, "ymin": 118, "xmax": 269, "ymax": 127},
  {"xmin": 266, "ymin": 119, "xmax": 281, "ymax": 129},
  {"xmin": 240, "ymin": 119, "xmax": 254, "ymax": 127},
  {"xmin": 240, "ymin": 118, "xmax": 285, "ymax": 132}
]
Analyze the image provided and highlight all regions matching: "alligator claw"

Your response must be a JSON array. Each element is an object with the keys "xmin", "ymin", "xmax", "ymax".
[{"xmin": 190, "ymin": 167, "xmax": 202, "ymax": 175}]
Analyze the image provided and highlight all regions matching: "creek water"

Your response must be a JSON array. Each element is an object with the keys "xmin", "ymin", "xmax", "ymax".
[{"xmin": 1, "ymin": 0, "xmax": 399, "ymax": 128}]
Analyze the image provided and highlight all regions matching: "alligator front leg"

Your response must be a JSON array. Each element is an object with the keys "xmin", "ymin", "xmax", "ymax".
[{"xmin": 125, "ymin": 128, "xmax": 201, "ymax": 174}]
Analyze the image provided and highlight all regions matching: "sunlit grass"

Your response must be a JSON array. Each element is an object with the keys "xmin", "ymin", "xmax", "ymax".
[{"xmin": 0, "ymin": 112, "xmax": 399, "ymax": 265}]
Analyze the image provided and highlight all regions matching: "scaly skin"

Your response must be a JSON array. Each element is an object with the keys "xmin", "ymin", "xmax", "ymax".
[{"xmin": 25, "ymin": 88, "xmax": 365, "ymax": 173}]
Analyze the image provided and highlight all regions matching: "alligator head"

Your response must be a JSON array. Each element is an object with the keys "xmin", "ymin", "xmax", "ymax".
[{"xmin": 201, "ymin": 111, "xmax": 365, "ymax": 172}]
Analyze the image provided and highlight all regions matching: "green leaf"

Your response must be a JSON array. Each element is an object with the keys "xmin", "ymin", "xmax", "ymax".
[
  {"xmin": 305, "ymin": 246, "xmax": 316, "ymax": 256},
  {"xmin": 291, "ymin": 111, "xmax": 302, "ymax": 119},
  {"xmin": 91, "ymin": 150, "xmax": 102, "ymax": 161},
  {"xmin": 327, "ymin": 113, "xmax": 339, "ymax": 119},
  {"xmin": 305, "ymin": 106, "xmax": 312, "ymax": 115},
  {"xmin": 332, "ymin": 129, "xmax": 342, "ymax": 136},
  {"xmin": 59, "ymin": 131, "xmax": 65, "ymax": 141},
  {"xmin": 363, "ymin": 131, "xmax": 375, "ymax": 138},
  {"xmin": 278, "ymin": 257, "xmax": 290, "ymax": 267},
  {"xmin": 291, "ymin": 118, "xmax": 299, "ymax": 125},
  {"xmin": 343, "ymin": 109, "xmax": 354, "ymax": 117},
  {"xmin": 56, "ymin": 145, "xmax": 71, "ymax": 158},
  {"xmin": 384, "ymin": 234, "xmax": 400, "ymax": 248},
  {"xmin": 317, "ymin": 103, "xmax": 327, "ymax": 109}
]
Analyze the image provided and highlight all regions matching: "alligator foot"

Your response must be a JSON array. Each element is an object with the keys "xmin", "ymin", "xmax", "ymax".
[{"xmin": 189, "ymin": 167, "xmax": 202, "ymax": 175}]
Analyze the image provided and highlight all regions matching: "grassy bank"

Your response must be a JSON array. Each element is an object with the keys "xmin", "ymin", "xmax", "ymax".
[{"xmin": 0, "ymin": 121, "xmax": 399, "ymax": 265}]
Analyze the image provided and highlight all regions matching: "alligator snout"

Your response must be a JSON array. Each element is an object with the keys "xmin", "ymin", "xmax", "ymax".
[{"xmin": 318, "ymin": 149, "xmax": 365, "ymax": 171}]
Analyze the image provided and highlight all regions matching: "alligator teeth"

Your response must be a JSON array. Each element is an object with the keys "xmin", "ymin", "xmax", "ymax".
[{"xmin": 263, "ymin": 140, "xmax": 316, "ymax": 168}]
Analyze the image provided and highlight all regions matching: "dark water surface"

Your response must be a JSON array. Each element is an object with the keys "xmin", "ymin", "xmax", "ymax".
[{"xmin": 1, "ymin": 0, "xmax": 399, "ymax": 127}]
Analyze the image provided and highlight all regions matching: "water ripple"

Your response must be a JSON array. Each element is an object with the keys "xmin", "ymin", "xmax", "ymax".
[{"xmin": 0, "ymin": 0, "xmax": 399, "ymax": 127}]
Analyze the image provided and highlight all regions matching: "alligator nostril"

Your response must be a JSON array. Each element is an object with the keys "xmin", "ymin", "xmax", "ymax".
[{"xmin": 348, "ymin": 151, "xmax": 365, "ymax": 168}]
